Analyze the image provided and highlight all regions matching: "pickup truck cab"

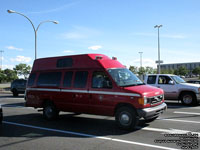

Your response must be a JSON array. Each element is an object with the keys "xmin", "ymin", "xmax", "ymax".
[
  {"xmin": 26, "ymin": 54, "xmax": 166, "ymax": 130},
  {"xmin": 144, "ymin": 74, "xmax": 200, "ymax": 105}
]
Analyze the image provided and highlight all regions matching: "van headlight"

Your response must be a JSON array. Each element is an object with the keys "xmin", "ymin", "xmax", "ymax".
[{"xmin": 138, "ymin": 97, "xmax": 148, "ymax": 105}]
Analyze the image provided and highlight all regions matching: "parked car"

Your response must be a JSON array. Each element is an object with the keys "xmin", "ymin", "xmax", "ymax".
[
  {"xmin": 11, "ymin": 79, "xmax": 27, "ymax": 97},
  {"xmin": 0, "ymin": 104, "xmax": 3, "ymax": 124},
  {"xmin": 144, "ymin": 74, "xmax": 200, "ymax": 105},
  {"xmin": 25, "ymin": 54, "xmax": 166, "ymax": 130},
  {"xmin": 187, "ymin": 80, "xmax": 200, "ymax": 84}
]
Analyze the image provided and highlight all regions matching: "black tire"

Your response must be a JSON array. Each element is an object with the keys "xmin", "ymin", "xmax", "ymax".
[
  {"xmin": 12, "ymin": 89, "xmax": 19, "ymax": 97},
  {"xmin": 43, "ymin": 101, "xmax": 59, "ymax": 120},
  {"xmin": 145, "ymin": 116, "xmax": 158, "ymax": 123},
  {"xmin": 180, "ymin": 92, "xmax": 197, "ymax": 106},
  {"xmin": 115, "ymin": 106, "xmax": 138, "ymax": 130}
]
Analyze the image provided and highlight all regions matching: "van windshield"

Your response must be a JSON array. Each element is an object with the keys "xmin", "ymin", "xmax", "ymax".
[{"xmin": 108, "ymin": 68, "xmax": 143, "ymax": 87}]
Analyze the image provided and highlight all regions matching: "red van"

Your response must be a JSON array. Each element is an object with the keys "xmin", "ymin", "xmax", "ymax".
[{"xmin": 25, "ymin": 54, "xmax": 166, "ymax": 130}]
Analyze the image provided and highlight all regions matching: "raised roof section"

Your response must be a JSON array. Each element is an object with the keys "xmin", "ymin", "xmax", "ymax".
[{"xmin": 32, "ymin": 54, "xmax": 125, "ymax": 72}]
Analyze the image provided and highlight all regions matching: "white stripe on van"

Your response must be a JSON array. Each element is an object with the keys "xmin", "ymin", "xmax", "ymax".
[{"xmin": 26, "ymin": 88, "xmax": 140, "ymax": 97}]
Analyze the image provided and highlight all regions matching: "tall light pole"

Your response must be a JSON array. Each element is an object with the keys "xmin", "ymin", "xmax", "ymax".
[
  {"xmin": 7, "ymin": 10, "xmax": 59, "ymax": 60},
  {"xmin": 138, "ymin": 52, "xmax": 143, "ymax": 68},
  {"xmin": 154, "ymin": 25, "xmax": 163, "ymax": 74},
  {"xmin": 0, "ymin": 50, "xmax": 4, "ymax": 69}
]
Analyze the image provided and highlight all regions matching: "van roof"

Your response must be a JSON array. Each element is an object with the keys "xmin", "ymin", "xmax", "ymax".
[{"xmin": 32, "ymin": 54, "xmax": 125, "ymax": 71}]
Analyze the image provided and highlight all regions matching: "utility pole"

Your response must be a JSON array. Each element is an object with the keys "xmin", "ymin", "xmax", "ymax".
[{"xmin": 138, "ymin": 52, "xmax": 143, "ymax": 68}]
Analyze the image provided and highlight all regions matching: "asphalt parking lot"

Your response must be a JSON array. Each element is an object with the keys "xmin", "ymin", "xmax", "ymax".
[{"xmin": 0, "ymin": 93, "xmax": 200, "ymax": 150}]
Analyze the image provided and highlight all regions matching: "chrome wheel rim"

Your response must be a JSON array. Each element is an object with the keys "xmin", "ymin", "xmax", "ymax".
[
  {"xmin": 119, "ymin": 112, "xmax": 131, "ymax": 126},
  {"xmin": 183, "ymin": 95, "xmax": 193, "ymax": 104}
]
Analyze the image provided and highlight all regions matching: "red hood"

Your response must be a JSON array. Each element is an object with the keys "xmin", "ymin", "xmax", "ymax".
[{"xmin": 123, "ymin": 85, "xmax": 163, "ymax": 97}]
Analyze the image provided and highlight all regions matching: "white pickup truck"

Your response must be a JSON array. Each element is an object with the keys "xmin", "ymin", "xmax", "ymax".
[{"xmin": 144, "ymin": 74, "xmax": 200, "ymax": 105}]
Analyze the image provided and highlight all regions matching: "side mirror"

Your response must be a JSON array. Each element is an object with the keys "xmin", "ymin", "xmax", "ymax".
[{"xmin": 169, "ymin": 80, "xmax": 174, "ymax": 85}]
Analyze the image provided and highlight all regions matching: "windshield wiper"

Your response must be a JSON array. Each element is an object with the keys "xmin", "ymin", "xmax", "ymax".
[{"xmin": 120, "ymin": 83, "xmax": 145, "ymax": 87}]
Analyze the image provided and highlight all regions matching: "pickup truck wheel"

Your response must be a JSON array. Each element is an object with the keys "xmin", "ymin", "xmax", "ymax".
[
  {"xmin": 180, "ymin": 92, "xmax": 196, "ymax": 106},
  {"xmin": 115, "ymin": 106, "xmax": 138, "ymax": 130},
  {"xmin": 43, "ymin": 102, "xmax": 59, "ymax": 120}
]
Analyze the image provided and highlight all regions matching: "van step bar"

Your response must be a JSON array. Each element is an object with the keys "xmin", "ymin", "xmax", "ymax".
[{"xmin": 37, "ymin": 109, "xmax": 43, "ymax": 112}]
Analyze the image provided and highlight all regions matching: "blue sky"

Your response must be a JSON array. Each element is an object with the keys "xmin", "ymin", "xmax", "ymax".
[{"xmin": 1, "ymin": 0, "xmax": 200, "ymax": 69}]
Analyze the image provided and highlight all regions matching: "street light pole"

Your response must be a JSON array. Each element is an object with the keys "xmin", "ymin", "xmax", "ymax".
[
  {"xmin": 154, "ymin": 25, "xmax": 163, "ymax": 74},
  {"xmin": 138, "ymin": 52, "xmax": 143, "ymax": 68},
  {"xmin": 7, "ymin": 10, "xmax": 58, "ymax": 60}
]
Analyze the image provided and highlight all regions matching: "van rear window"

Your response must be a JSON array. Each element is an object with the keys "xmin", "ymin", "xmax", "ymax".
[
  {"xmin": 37, "ymin": 72, "xmax": 61, "ymax": 87},
  {"xmin": 57, "ymin": 58, "xmax": 73, "ymax": 68}
]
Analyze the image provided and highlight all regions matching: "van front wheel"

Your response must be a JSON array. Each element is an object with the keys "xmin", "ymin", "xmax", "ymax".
[
  {"xmin": 43, "ymin": 102, "xmax": 59, "ymax": 120},
  {"xmin": 115, "ymin": 106, "xmax": 138, "ymax": 130}
]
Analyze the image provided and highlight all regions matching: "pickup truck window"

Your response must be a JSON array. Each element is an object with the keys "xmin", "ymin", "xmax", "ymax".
[
  {"xmin": 158, "ymin": 76, "xmax": 172, "ymax": 84},
  {"xmin": 171, "ymin": 75, "xmax": 186, "ymax": 84},
  {"xmin": 147, "ymin": 75, "xmax": 156, "ymax": 84},
  {"xmin": 108, "ymin": 68, "xmax": 143, "ymax": 87}
]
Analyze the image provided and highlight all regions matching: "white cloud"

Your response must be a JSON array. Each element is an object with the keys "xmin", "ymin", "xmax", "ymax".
[
  {"xmin": 88, "ymin": 45, "xmax": 102, "ymax": 50},
  {"xmin": 10, "ymin": 56, "xmax": 31, "ymax": 63},
  {"xmin": 2, "ymin": 65, "xmax": 14, "ymax": 70},
  {"xmin": 63, "ymin": 50, "xmax": 74, "ymax": 53},
  {"xmin": 6, "ymin": 46, "xmax": 23, "ymax": 51}
]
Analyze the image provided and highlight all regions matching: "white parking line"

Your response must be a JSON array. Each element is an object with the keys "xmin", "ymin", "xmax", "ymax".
[
  {"xmin": 3, "ymin": 121, "xmax": 179, "ymax": 150},
  {"xmin": 174, "ymin": 111, "xmax": 200, "ymax": 115},
  {"xmin": 158, "ymin": 118, "xmax": 200, "ymax": 124},
  {"xmin": 139, "ymin": 126, "xmax": 200, "ymax": 137}
]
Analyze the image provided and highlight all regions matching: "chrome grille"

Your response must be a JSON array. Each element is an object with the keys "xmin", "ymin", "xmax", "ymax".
[{"xmin": 147, "ymin": 95, "xmax": 163, "ymax": 104}]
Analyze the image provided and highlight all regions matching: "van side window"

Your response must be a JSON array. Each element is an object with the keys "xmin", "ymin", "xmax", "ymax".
[
  {"xmin": 57, "ymin": 58, "xmax": 73, "ymax": 68},
  {"xmin": 74, "ymin": 71, "xmax": 88, "ymax": 88},
  {"xmin": 63, "ymin": 72, "xmax": 73, "ymax": 87},
  {"xmin": 147, "ymin": 75, "xmax": 156, "ymax": 84},
  {"xmin": 92, "ymin": 72, "xmax": 112, "ymax": 89},
  {"xmin": 37, "ymin": 72, "xmax": 61, "ymax": 87},
  {"xmin": 28, "ymin": 73, "xmax": 36, "ymax": 86}
]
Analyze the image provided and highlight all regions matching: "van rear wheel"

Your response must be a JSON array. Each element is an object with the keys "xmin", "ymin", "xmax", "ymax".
[
  {"xmin": 43, "ymin": 101, "xmax": 59, "ymax": 120},
  {"xmin": 115, "ymin": 106, "xmax": 138, "ymax": 130}
]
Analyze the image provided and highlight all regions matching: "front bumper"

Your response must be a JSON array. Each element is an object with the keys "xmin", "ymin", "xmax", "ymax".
[{"xmin": 137, "ymin": 103, "xmax": 167, "ymax": 120}]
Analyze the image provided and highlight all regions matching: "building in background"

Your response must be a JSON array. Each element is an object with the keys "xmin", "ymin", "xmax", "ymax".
[{"xmin": 160, "ymin": 62, "xmax": 200, "ymax": 75}]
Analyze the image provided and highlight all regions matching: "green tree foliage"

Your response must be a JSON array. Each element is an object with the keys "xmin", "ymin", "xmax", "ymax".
[
  {"xmin": 192, "ymin": 67, "xmax": 200, "ymax": 75},
  {"xmin": 138, "ymin": 67, "xmax": 146, "ymax": 76},
  {"xmin": 13, "ymin": 63, "xmax": 31, "ymax": 79},
  {"xmin": 129, "ymin": 66, "xmax": 157, "ymax": 75},
  {"xmin": 174, "ymin": 66, "xmax": 189, "ymax": 76},
  {"xmin": 0, "ymin": 69, "xmax": 18, "ymax": 83},
  {"xmin": 129, "ymin": 66, "xmax": 138, "ymax": 74},
  {"xmin": 161, "ymin": 69, "xmax": 174, "ymax": 74}
]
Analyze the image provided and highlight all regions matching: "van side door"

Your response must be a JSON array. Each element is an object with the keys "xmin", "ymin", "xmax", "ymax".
[
  {"xmin": 72, "ymin": 70, "xmax": 90, "ymax": 113},
  {"xmin": 88, "ymin": 71, "xmax": 114, "ymax": 116}
]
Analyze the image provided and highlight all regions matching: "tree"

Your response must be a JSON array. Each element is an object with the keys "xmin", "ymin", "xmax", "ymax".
[
  {"xmin": 13, "ymin": 63, "xmax": 31, "ymax": 79},
  {"xmin": 174, "ymin": 66, "xmax": 189, "ymax": 76},
  {"xmin": 129, "ymin": 66, "xmax": 138, "ymax": 74},
  {"xmin": 145, "ymin": 66, "xmax": 157, "ymax": 74},
  {"xmin": 3, "ymin": 69, "xmax": 18, "ymax": 82},
  {"xmin": 138, "ymin": 67, "xmax": 146, "ymax": 76},
  {"xmin": 192, "ymin": 67, "xmax": 200, "ymax": 75}
]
